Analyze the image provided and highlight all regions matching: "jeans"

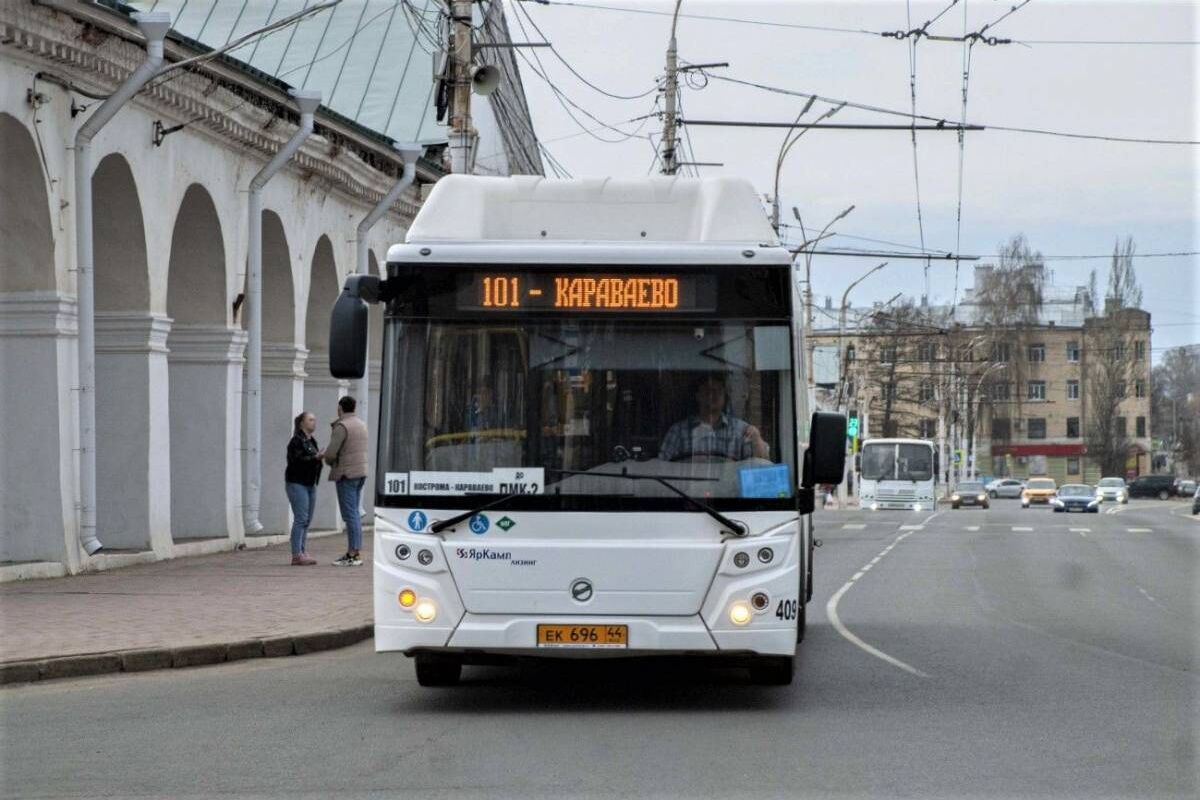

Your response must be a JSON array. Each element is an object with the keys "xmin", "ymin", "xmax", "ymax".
[
  {"xmin": 336, "ymin": 477, "xmax": 366, "ymax": 553},
  {"xmin": 284, "ymin": 482, "xmax": 317, "ymax": 556}
]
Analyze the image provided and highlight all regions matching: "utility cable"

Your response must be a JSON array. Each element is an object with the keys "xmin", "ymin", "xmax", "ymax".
[
  {"xmin": 530, "ymin": 0, "xmax": 880, "ymax": 36},
  {"xmin": 698, "ymin": 73, "xmax": 1200, "ymax": 145},
  {"xmin": 511, "ymin": 39, "xmax": 652, "ymax": 143},
  {"xmin": 513, "ymin": 2, "xmax": 658, "ymax": 99},
  {"xmin": 904, "ymin": 0, "xmax": 931, "ymax": 300},
  {"xmin": 952, "ymin": 0, "xmax": 971, "ymax": 305}
]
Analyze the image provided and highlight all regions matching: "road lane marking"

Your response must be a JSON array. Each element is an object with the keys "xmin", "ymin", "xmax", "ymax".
[
  {"xmin": 965, "ymin": 525, "xmax": 980, "ymax": 531},
  {"xmin": 842, "ymin": 523, "xmax": 867, "ymax": 529},
  {"xmin": 1012, "ymin": 526, "xmax": 1034, "ymax": 532},
  {"xmin": 825, "ymin": 529, "xmax": 930, "ymax": 678},
  {"xmin": 1070, "ymin": 527, "xmax": 1090, "ymax": 538},
  {"xmin": 1137, "ymin": 587, "xmax": 1157, "ymax": 603},
  {"xmin": 1168, "ymin": 503, "xmax": 1199, "ymax": 521},
  {"xmin": 1127, "ymin": 528, "xmax": 1153, "ymax": 533},
  {"xmin": 899, "ymin": 524, "xmax": 924, "ymax": 531}
]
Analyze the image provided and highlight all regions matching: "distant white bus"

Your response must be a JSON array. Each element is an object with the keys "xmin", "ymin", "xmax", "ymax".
[{"xmin": 858, "ymin": 438, "xmax": 936, "ymax": 511}]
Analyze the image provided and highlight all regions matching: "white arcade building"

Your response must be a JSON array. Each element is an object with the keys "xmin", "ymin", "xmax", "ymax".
[{"xmin": 0, "ymin": 0, "xmax": 542, "ymax": 578}]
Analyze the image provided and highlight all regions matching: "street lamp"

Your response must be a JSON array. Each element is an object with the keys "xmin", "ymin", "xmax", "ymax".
[
  {"xmin": 771, "ymin": 101, "xmax": 844, "ymax": 231},
  {"xmin": 795, "ymin": 204, "xmax": 855, "ymax": 407},
  {"xmin": 835, "ymin": 261, "xmax": 888, "ymax": 507},
  {"xmin": 836, "ymin": 262, "xmax": 889, "ymax": 408}
]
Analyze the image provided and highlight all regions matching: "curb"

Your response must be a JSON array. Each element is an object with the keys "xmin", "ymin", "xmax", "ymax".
[{"xmin": 0, "ymin": 624, "xmax": 373, "ymax": 686}]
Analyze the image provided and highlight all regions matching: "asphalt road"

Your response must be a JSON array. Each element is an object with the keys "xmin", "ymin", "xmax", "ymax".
[{"xmin": 2, "ymin": 499, "xmax": 1196, "ymax": 800}]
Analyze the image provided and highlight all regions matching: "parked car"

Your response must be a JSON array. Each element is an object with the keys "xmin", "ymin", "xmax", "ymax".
[
  {"xmin": 1127, "ymin": 474, "xmax": 1177, "ymax": 500},
  {"xmin": 1053, "ymin": 484, "xmax": 1100, "ymax": 513},
  {"xmin": 951, "ymin": 481, "xmax": 990, "ymax": 510},
  {"xmin": 1193, "ymin": 486, "xmax": 1199, "ymax": 515},
  {"xmin": 1021, "ymin": 477, "xmax": 1057, "ymax": 507},
  {"xmin": 987, "ymin": 478, "xmax": 1025, "ymax": 499},
  {"xmin": 1094, "ymin": 476, "xmax": 1128, "ymax": 504},
  {"xmin": 1176, "ymin": 478, "xmax": 1197, "ymax": 497}
]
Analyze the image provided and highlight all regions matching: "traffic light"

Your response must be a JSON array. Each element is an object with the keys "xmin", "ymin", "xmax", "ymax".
[{"xmin": 846, "ymin": 415, "xmax": 860, "ymax": 438}]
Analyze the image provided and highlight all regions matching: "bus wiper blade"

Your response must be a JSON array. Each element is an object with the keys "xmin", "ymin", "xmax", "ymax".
[
  {"xmin": 549, "ymin": 468, "xmax": 745, "ymax": 537},
  {"xmin": 430, "ymin": 492, "xmax": 525, "ymax": 534}
]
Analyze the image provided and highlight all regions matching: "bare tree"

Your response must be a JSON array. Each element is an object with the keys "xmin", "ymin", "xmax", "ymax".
[
  {"xmin": 855, "ymin": 302, "xmax": 947, "ymax": 438},
  {"xmin": 1152, "ymin": 346, "xmax": 1200, "ymax": 473},
  {"xmin": 1084, "ymin": 238, "xmax": 1143, "ymax": 477},
  {"xmin": 970, "ymin": 235, "xmax": 1046, "ymax": 474}
]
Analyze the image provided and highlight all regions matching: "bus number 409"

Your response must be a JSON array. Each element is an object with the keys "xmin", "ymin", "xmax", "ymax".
[{"xmin": 775, "ymin": 599, "xmax": 798, "ymax": 621}]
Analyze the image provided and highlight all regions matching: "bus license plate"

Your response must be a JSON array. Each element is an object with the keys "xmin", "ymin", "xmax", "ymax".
[{"xmin": 536, "ymin": 624, "xmax": 628, "ymax": 649}]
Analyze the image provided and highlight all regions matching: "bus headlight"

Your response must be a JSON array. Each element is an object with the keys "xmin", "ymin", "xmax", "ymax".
[
  {"xmin": 870, "ymin": 503, "xmax": 879, "ymax": 511},
  {"xmin": 729, "ymin": 602, "xmax": 753, "ymax": 626},
  {"xmin": 414, "ymin": 599, "xmax": 438, "ymax": 623},
  {"xmin": 913, "ymin": 503, "xmax": 922, "ymax": 512}
]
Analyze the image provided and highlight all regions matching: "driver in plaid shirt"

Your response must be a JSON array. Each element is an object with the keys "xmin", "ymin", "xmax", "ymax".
[{"xmin": 659, "ymin": 374, "xmax": 770, "ymax": 461}]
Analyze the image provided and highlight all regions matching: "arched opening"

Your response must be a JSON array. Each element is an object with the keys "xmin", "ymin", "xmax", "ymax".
[
  {"xmin": 255, "ymin": 209, "xmax": 301, "ymax": 534},
  {"xmin": 0, "ymin": 113, "xmax": 66, "ymax": 563},
  {"xmin": 92, "ymin": 153, "xmax": 163, "ymax": 552},
  {"xmin": 166, "ymin": 184, "xmax": 241, "ymax": 541},
  {"xmin": 0, "ymin": 114, "xmax": 54, "ymax": 292},
  {"xmin": 303, "ymin": 235, "xmax": 344, "ymax": 532}
]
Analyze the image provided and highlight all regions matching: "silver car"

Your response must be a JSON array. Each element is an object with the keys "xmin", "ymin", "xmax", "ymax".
[
  {"xmin": 1095, "ymin": 477, "xmax": 1128, "ymax": 504},
  {"xmin": 986, "ymin": 478, "xmax": 1025, "ymax": 499}
]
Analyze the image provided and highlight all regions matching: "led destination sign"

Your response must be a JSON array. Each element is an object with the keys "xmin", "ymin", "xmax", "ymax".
[{"xmin": 456, "ymin": 273, "xmax": 716, "ymax": 313}]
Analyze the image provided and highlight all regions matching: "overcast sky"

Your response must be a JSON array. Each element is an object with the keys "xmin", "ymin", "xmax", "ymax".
[{"xmin": 503, "ymin": 0, "xmax": 1198, "ymax": 361}]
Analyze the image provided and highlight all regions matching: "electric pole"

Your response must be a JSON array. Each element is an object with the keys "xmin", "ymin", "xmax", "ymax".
[
  {"xmin": 449, "ymin": 0, "xmax": 475, "ymax": 173},
  {"xmin": 660, "ymin": 0, "xmax": 684, "ymax": 175}
]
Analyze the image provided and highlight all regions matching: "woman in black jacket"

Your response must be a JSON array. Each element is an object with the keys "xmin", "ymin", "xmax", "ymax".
[{"xmin": 285, "ymin": 411, "xmax": 324, "ymax": 565}]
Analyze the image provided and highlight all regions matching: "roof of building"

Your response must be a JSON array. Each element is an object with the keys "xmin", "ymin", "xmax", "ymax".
[
  {"xmin": 405, "ymin": 175, "xmax": 784, "ymax": 245},
  {"xmin": 814, "ymin": 263, "xmax": 1099, "ymax": 333},
  {"xmin": 129, "ymin": 0, "xmax": 445, "ymax": 145}
]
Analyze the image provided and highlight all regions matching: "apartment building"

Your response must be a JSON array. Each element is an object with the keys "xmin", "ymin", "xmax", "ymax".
[{"xmin": 811, "ymin": 265, "xmax": 1153, "ymax": 485}]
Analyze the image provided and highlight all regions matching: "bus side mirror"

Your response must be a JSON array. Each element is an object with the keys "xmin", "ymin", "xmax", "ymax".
[
  {"xmin": 328, "ymin": 275, "xmax": 380, "ymax": 379},
  {"xmin": 802, "ymin": 411, "xmax": 847, "ymax": 487}
]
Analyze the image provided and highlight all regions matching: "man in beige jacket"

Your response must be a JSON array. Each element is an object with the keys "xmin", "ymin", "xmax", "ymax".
[{"xmin": 324, "ymin": 396, "xmax": 369, "ymax": 566}]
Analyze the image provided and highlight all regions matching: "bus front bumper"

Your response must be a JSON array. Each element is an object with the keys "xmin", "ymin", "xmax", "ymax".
[{"xmin": 377, "ymin": 615, "xmax": 796, "ymax": 658}]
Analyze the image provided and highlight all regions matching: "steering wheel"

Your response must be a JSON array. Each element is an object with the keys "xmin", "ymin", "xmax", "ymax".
[{"xmin": 670, "ymin": 451, "xmax": 732, "ymax": 463}]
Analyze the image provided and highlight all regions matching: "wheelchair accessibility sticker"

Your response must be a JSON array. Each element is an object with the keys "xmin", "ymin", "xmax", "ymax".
[
  {"xmin": 469, "ymin": 513, "xmax": 490, "ymax": 535},
  {"xmin": 407, "ymin": 510, "xmax": 428, "ymax": 532}
]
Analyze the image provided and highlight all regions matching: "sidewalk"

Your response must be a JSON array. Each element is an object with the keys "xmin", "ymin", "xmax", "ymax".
[{"xmin": 0, "ymin": 532, "xmax": 373, "ymax": 685}]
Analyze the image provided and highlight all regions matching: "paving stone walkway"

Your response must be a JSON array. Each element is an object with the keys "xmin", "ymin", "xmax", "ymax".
[{"xmin": 0, "ymin": 532, "xmax": 373, "ymax": 681}]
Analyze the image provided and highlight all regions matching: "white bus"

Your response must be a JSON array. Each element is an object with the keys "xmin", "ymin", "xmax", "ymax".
[
  {"xmin": 857, "ymin": 438, "xmax": 937, "ymax": 511},
  {"xmin": 329, "ymin": 176, "xmax": 846, "ymax": 686}
]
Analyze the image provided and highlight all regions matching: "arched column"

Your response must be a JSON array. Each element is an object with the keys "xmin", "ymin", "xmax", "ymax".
[
  {"xmin": 303, "ymin": 235, "xmax": 346, "ymax": 532},
  {"xmin": 92, "ymin": 153, "xmax": 169, "ymax": 554},
  {"xmin": 0, "ymin": 113, "xmax": 71, "ymax": 564},
  {"xmin": 254, "ymin": 210, "xmax": 302, "ymax": 535},
  {"xmin": 167, "ymin": 184, "xmax": 244, "ymax": 541}
]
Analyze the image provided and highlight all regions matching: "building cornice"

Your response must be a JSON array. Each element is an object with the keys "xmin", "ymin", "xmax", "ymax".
[{"xmin": 4, "ymin": 3, "xmax": 438, "ymax": 220}]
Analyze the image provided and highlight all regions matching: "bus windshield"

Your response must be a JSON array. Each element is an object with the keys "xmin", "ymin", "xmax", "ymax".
[
  {"xmin": 377, "ymin": 319, "xmax": 796, "ymax": 506},
  {"xmin": 861, "ymin": 443, "xmax": 934, "ymax": 482}
]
